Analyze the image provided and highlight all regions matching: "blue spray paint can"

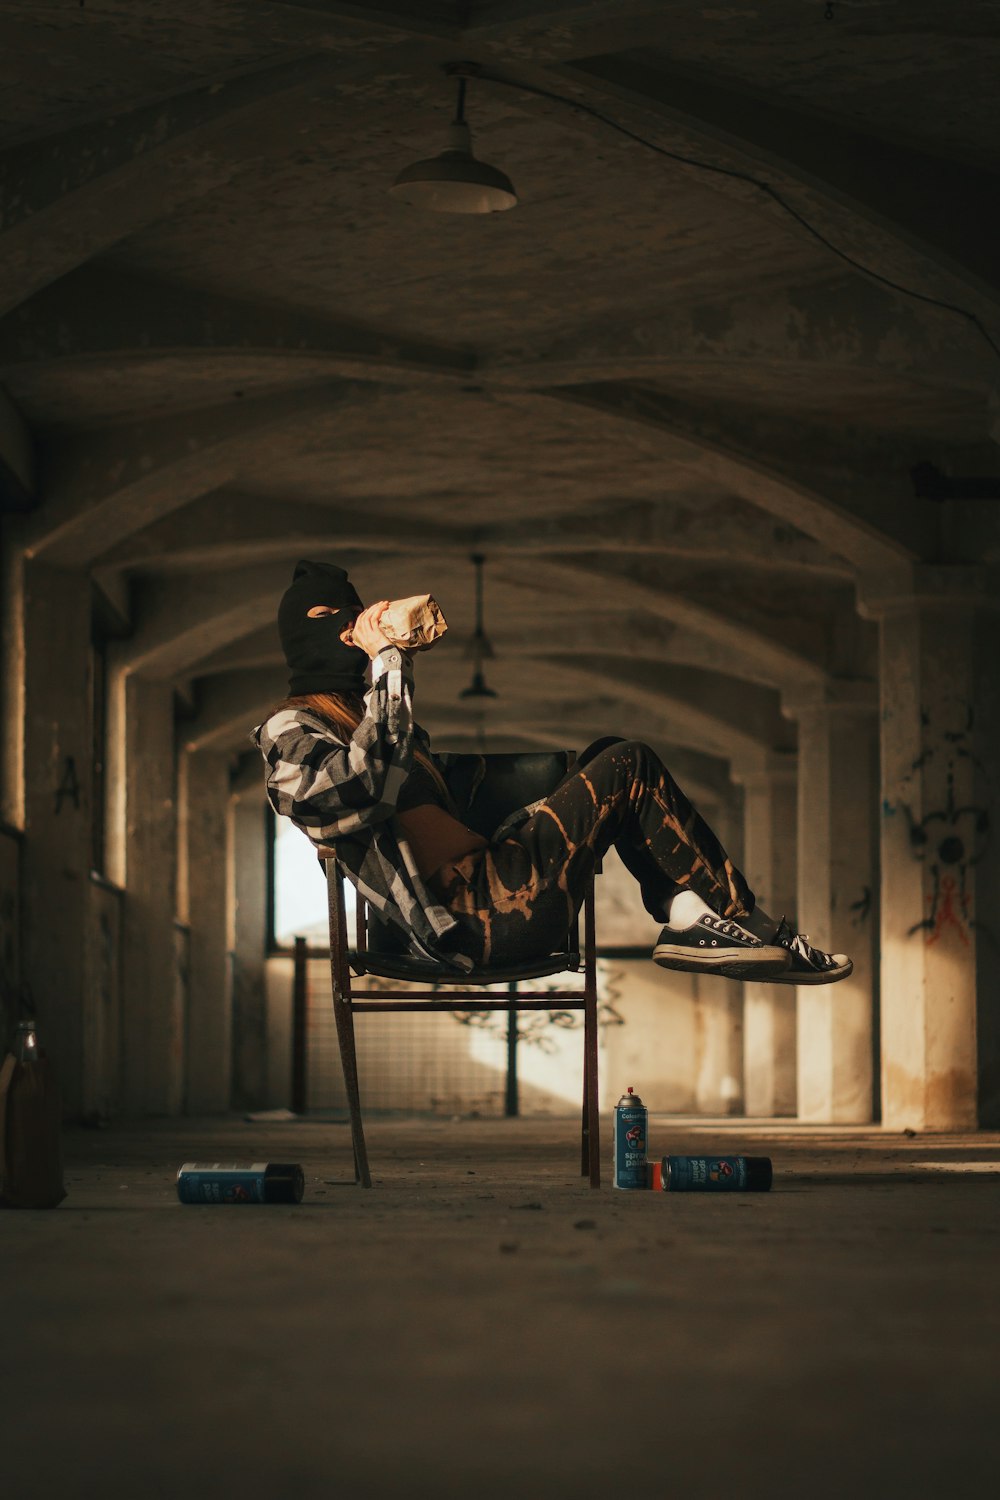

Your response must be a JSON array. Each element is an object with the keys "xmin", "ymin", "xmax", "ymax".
[
  {"xmin": 176, "ymin": 1162, "xmax": 305, "ymax": 1205},
  {"xmin": 653, "ymin": 1155, "xmax": 772, "ymax": 1192},
  {"xmin": 613, "ymin": 1087, "xmax": 649, "ymax": 1190}
]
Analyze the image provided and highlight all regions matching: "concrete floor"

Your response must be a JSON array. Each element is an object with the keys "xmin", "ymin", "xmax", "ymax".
[{"xmin": 3, "ymin": 1116, "xmax": 999, "ymax": 1500}]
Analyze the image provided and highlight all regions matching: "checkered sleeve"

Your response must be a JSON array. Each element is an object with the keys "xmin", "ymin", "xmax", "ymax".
[{"xmin": 257, "ymin": 647, "xmax": 416, "ymax": 842}]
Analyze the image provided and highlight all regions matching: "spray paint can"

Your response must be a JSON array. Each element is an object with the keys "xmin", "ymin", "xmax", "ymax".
[
  {"xmin": 613, "ymin": 1087, "xmax": 649, "ymax": 1190},
  {"xmin": 651, "ymin": 1155, "xmax": 772, "ymax": 1192},
  {"xmin": 176, "ymin": 1162, "xmax": 305, "ymax": 1205}
]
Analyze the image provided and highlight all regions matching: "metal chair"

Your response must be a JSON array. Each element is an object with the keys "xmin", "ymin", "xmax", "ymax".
[{"xmin": 324, "ymin": 751, "xmax": 601, "ymax": 1188}]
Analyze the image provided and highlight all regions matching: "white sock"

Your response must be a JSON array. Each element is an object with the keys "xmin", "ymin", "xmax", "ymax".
[{"xmin": 664, "ymin": 889, "xmax": 717, "ymax": 931}]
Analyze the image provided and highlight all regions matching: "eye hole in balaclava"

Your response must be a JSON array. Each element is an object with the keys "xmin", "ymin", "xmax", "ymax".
[{"xmin": 278, "ymin": 560, "xmax": 368, "ymax": 696}]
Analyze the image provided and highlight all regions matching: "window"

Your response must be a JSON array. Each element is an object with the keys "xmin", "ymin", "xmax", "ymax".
[{"xmin": 270, "ymin": 813, "xmax": 354, "ymax": 950}]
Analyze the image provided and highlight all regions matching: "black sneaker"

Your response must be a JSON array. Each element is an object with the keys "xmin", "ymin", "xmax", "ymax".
[
  {"xmin": 652, "ymin": 913, "xmax": 792, "ymax": 981},
  {"xmin": 768, "ymin": 917, "xmax": 853, "ymax": 985}
]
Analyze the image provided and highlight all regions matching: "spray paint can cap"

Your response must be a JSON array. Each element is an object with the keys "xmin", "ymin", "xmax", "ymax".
[
  {"xmin": 616, "ymin": 1085, "xmax": 644, "ymax": 1108},
  {"xmin": 260, "ymin": 1164, "xmax": 305, "ymax": 1203},
  {"xmin": 742, "ymin": 1157, "xmax": 773, "ymax": 1191}
]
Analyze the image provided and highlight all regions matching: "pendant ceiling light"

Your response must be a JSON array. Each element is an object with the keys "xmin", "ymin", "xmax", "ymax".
[
  {"xmin": 390, "ymin": 77, "xmax": 517, "ymax": 215},
  {"xmin": 459, "ymin": 553, "xmax": 498, "ymax": 700}
]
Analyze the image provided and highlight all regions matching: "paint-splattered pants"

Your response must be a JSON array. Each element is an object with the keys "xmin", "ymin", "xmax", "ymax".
[{"xmin": 433, "ymin": 738, "xmax": 755, "ymax": 966}]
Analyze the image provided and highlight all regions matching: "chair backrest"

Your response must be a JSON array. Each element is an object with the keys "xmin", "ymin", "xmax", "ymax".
[
  {"xmin": 437, "ymin": 750, "xmax": 574, "ymax": 837},
  {"xmin": 363, "ymin": 751, "xmax": 575, "ymax": 962}
]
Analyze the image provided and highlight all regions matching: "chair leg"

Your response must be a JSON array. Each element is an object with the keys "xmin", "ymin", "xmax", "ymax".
[
  {"xmin": 582, "ymin": 882, "xmax": 601, "ymax": 1189},
  {"xmin": 327, "ymin": 865, "xmax": 372, "ymax": 1187},
  {"xmin": 581, "ymin": 1065, "xmax": 590, "ymax": 1177},
  {"xmin": 333, "ymin": 984, "xmax": 371, "ymax": 1188}
]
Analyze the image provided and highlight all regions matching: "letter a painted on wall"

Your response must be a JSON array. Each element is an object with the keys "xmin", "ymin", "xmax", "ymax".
[{"xmin": 55, "ymin": 756, "xmax": 81, "ymax": 814}]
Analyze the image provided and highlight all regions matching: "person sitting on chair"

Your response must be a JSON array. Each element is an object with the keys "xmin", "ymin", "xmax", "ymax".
[{"xmin": 254, "ymin": 559, "xmax": 852, "ymax": 985}]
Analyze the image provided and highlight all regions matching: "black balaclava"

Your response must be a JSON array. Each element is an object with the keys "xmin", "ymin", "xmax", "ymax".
[{"xmin": 278, "ymin": 560, "xmax": 367, "ymax": 696}]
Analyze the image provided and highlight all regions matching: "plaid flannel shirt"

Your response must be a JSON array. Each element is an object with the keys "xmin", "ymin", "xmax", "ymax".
[{"xmin": 254, "ymin": 646, "xmax": 478, "ymax": 970}]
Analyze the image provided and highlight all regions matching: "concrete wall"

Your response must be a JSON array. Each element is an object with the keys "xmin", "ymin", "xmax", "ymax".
[
  {"xmin": 179, "ymin": 749, "xmax": 231, "ymax": 1113},
  {"xmin": 0, "ymin": 824, "xmax": 21, "ymax": 1048},
  {"xmin": 974, "ymin": 611, "xmax": 1000, "ymax": 1125},
  {"xmin": 2, "ymin": 0, "xmax": 999, "ymax": 1140},
  {"xmin": 269, "ymin": 955, "xmax": 742, "ymax": 1119},
  {"xmin": 17, "ymin": 562, "xmax": 93, "ymax": 1112},
  {"xmin": 120, "ymin": 676, "xmax": 182, "ymax": 1115},
  {"xmin": 2, "ymin": 560, "xmax": 996, "ymax": 1133},
  {"xmin": 81, "ymin": 878, "xmax": 124, "ymax": 1120},
  {"xmin": 740, "ymin": 764, "xmax": 798, "ymax": 1117},
  {"xmin": 230, "ymin": 790, "xmax": 269, "ymax": 1111}
]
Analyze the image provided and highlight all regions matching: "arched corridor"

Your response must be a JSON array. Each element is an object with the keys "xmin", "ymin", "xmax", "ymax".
[
  {"xmin": 2, "ymin": 8, "xmax": 1000, "ymax": 1498},
  {"xmin": 1, "ymin": 4, "xmax": 998, "ymax": 1134}
]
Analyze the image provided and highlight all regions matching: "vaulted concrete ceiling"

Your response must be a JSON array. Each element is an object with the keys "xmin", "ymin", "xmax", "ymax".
[{"xmin": 2, "ymin": 1, "xmax": 998, "ymax": 775}]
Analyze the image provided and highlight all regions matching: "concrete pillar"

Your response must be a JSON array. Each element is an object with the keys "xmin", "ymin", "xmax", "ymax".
[
  {"xmin": 662, "ymin": 785, "xmax": 741, "ymax": 1115},
  {"xmin": 710, "ymin": 788, "xmax": 745, "ymax": 875},
  {"xmin": 689, "ymin": 787, "xmax": 745, "ymax": 1114},
  {"xmin": 16, "ymin": 559, "xmax": 92, "ymax": 1114},
  {"xmin": 736, "ymin": 756, "xmax": 797, "ymax": 1116},
  {"xmin": 862, "ymin": 567, "xmax": 999, "ymax": 1129},
  {"xmin": 119, "ymin": 670, "xmax": 182, "ymax": 1115},
  {"xmin": 0, "ymin": 393, "xmax": 35, "ymax": 826},
  {"xmin": 694, "ymin": 975, "xmax": 744, "ymax": 1115},
  {"xmin": 700, "ymin": 786, "xmax": 745, "ymax": 1115},
  {"xmin": 0, "ymin": 533, "xmax": 25, "ymax": 830},
  {"xmin": 229, "ymin": 782, "xmax": 270, "ymax": 1110},
  {"xmin": 785, "ymin": 684, "xmax": 879, "ymax": 1123},
  {"xmin": 178, "ymin": 747, "xmax": 232, "ymax": 1113},
  {"xmin": 976, "ymin": 609, "xmax": 1000, "ymax": 1125}
]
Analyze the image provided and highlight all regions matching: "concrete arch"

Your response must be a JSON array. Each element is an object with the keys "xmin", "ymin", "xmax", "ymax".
[
  {"xmin": 178, "ymin": 668, "xmax": 289, "ymax": 753},
  {"xmin": 93, "ymin": 493, "xmax": 463, "ymax": 576},
  {"xmin": 418, "ymin": 653, "xmax": 779, "ymax": 767},
  {"xmin": 6, "ymin": 266, "xmax": 987, "ymax": 418},
  {"xmin": 0, "ymin": 266, "xmax": 475, "ymax": 387},
  {"xmin": 175, "ymin": 614, "xmax": 801, "ymax": 732},
  {"xmin": 485, "ymin": 280, "xmax": 997, "ymax": 396},
  {"xmin": 177, "ymin": 654, "xmax": 771, "ymax": 768},
  {"xmin": 13, "ymin": 372, "xmax": 926, "ymax": 585},
  {"xmin": 91, "ymin": 487, "xmax": 847, "ymax": 582},
  {"xmin": 178, "ymin": 656, "xmax": 761, "ymax": 804},
  {"xmin": 541, "ymin": 655, "xmax": 792, "ymax": 756},
  {"xmin": 117, "ymin": 550, "xmax": 433, "ymax": 680},
  {"xmin": 5, "ymin": 334, "xmax": 945, "ymax": 584},
  {"xmin": 115, "ymin": 561, "xmax": 305, "ymax": 680},
  {"xmin": 0, "ymin": 38, "xmax": 446, "ymax": 318},
  {"xmin": 18, "ymin": 382, "xmax": 388, "ymax": 567},
  {"xmin": 4, "ymin": 6, "xmax": 996, "ymax": 340},
  {"xmin": 536, "ymin": 50, "xmax": 1000, "ymax": 318},
  {"xmin": 479, "ymin": 496, "xmax": 848, "ymax": 579},
  {"xmin": 495, "ymin": 555, "xmax": 838, "ymax": 690},
  {"xmin": 97, "ymin": 528, "xmax": 849, "ymax": 689},
  {"xmin": 516, "ymin": 384, "xmax": 934, "ymax": 567},
  {"xmin": 519, "ymin": 657, "xmax": 778, "ymax": 769}
]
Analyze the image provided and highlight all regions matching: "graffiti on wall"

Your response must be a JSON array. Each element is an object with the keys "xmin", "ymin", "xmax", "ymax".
[
  {"xmin": 893, "ymin": 707, "xmax": 990, "ymax": 946},
  {"xmin": 54, "ymin": 755, "xmax": 81, "ymax": 814},
  {"xmin": 450, "ymin": 965, "xmax": 626, "ymax": 1054}
]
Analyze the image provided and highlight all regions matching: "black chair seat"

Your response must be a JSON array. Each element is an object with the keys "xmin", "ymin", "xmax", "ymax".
[{"xmin": 349, "ymin": 950, "xmax": 581, "ymax": 985}]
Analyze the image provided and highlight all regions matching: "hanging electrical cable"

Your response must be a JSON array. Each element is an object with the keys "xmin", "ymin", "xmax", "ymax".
[{"xmin": 438, "ymin": 62, "xmax": 1000, "ymax": 364}]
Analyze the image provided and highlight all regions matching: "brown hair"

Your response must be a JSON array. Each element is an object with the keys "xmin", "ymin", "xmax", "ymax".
[{"xmin": 272, "ymin": 691, "xmax": 450, "ymax": 800}]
